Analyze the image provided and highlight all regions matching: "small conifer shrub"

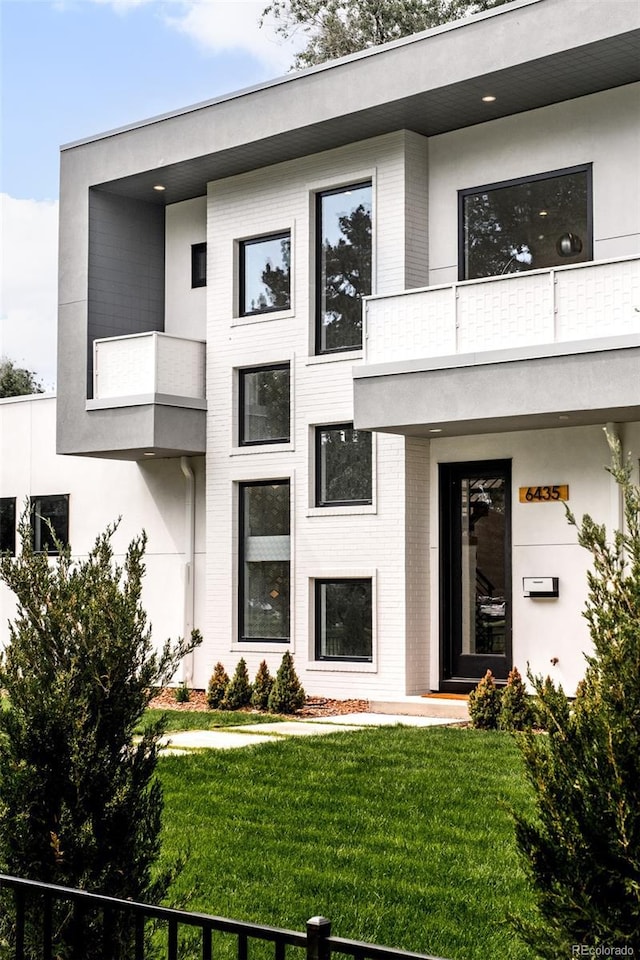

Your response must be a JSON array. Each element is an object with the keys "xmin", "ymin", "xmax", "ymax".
[
  {"xmin": 174, "ymin": 682, "xmax": 190, "ymax": 703},
  {"xmin": 251, "ymin": 660, "xmax": 274, "ymax": 710},
  {"xmin": 222, "ymin": 658, "xmax": 252, "ymax": 710},
  {"xmin": 267, "ymin": 651, "xmax": 306, "ymax": 714},
  {"xmin": 468, "ymin": 669, "xmax": 502, "ymax": 729},
  {"xmin": 206, "ymin": 662, "xmax": 229, "ymax": 709},
  {"xmin": 498, "ymin": 666, "xmax": 533, "ymax": 731}
]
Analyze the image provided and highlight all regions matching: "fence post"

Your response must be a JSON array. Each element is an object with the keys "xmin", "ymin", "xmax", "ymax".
[{"xmin": 307, "ymin": 916, "xmax": 331, "ymax": 960}]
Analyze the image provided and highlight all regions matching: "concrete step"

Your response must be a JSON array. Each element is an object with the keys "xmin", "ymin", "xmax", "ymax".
[{"xmin": 369, "ymin": 697, "xmax": 469, "ymax": 721}]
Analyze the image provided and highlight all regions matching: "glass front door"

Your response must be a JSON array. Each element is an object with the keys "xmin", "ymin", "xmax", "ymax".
[{"xmin": 440, "ymin": 460, "xmax": 512, "ymax": 687}]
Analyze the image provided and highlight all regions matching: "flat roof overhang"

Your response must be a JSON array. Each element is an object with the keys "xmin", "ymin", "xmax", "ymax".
[
  {"xmin": 61, "ymin": 0, "xmax": 640, "ymax": 205},
  {"xmin": 352, "ymin": 338, "xmax": 640, "ymax": 438}
]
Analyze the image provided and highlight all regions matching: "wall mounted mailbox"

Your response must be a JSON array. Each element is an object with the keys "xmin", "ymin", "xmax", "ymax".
[{"xmin": 523, "ymin": 577, "xmax": 559, "ymax": 598}]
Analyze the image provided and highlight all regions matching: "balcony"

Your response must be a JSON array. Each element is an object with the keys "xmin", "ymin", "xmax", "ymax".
[
  {"xmin": 91, "ymin": 332, "xmax": 206, "ymax": 407},
  {"xmin": 354, "ymin": 256, "xmax": 640, "ymax": 437},
  {"xmin": 81, "ymin": 332, "xmax": 206, "ymax": 460}
]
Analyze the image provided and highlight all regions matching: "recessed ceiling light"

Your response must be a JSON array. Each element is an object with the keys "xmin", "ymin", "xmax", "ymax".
[
  {"xmin": 558, "ymin": 415, "xmax": 570, "ymax": 421},
  {"xmin": 153, "ymin": 184, "xmax": 166, "ymax": 192},
  {"xmin": 143, "ymin": 451, "xmax": 156, "ymax": 456},
  {"xmin": 482, "ymin": 95, "xmax": 496, "ymax": 103},
  {"xmin": 539, "ymin": 210, "xmax": 549, "ymax": 217},
  {"xmin": 429, "ymin": 428, "xmax": 443, "ymax": 434}
]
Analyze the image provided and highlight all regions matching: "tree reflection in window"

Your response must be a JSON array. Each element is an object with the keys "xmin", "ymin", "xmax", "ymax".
[
  {"xmin": 461, "ymin": 166, "xmax": 591, "ymax": 280},
  {"xmin": 317, "ymin": 183, "xmax": 372, "ymax": 353}
]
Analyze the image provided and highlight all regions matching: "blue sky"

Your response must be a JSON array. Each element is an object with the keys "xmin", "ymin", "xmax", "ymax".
[{"xmin": 1, "ymin": 0, "xmax": 300, "ymax": 387}]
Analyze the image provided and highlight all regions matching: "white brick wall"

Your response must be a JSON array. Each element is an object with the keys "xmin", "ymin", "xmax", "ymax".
[{"xmin": 202, "ymin": 132, "xmax": 430, "ymax": 698}]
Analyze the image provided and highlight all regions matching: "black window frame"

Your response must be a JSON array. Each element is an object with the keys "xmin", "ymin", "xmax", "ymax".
[
  {"xmin": 315, "ymin": 577, "xmax": 373, "ymax": 662},
  {"xmin": 191, "ymin": 242, "xmax": 207, "ymax": 288},
  {"xmin": 315, "ymin": 181, "xmax": 372, "ymax": 356},
  {"xmin": 238, "ymin": 363, "xmax": 291, "ymax": 447},
  {"xmin": 30, "ymin": 494, "xmax": 70, "ymax": 555},
  {"xmin": 238, "ymin": 479, "xmax": 290, "ymax": 644},
  {"xmin": 238, "ymin": 231, "xmax": 291, "ymax": 318},
  {"xmin": 0, "ymin": 497, "xmax": 16, "ymax": 555},
  {"xmin": 458, "ymin": 163, "xmax": 593, "ymax": 281},
  {"xmin": 315, "ymin": 423, "xmax": 373, "ymax": 508}
]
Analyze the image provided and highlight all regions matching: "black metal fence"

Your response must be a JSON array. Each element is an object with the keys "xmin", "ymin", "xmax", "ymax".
[{"xmin": 0, "ymin": 874, "xmax": 449, "ymax": 960}]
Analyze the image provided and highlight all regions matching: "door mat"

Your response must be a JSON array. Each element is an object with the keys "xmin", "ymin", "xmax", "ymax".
[{"xmin": 421, "ymin": 692, "xmax": 469, "ymax": 701}]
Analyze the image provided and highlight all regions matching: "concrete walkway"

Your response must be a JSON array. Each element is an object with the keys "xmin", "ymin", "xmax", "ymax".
[{"xmin": 159, "ymin": 712, "xmax": 463, "ymax": 753}]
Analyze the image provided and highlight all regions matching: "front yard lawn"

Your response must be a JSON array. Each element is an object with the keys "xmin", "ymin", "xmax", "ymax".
[
  {"xmin": 137, "ymin": 709, "xmax": 284, "ymax": 733},
  {"xmin": 158, "ymin": 725, "xmax": 537, "ymax": 960}
]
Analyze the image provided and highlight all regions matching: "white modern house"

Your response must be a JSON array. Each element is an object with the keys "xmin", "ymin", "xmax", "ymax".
[{"xmin": 2, "ymin": 0, "xmax": 639, "ymax": 701}]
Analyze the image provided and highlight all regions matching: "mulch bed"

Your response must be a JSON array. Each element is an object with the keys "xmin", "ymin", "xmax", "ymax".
[{"xmin": 148, "ymin": 688, "xmax": 369, "ymax": 718}]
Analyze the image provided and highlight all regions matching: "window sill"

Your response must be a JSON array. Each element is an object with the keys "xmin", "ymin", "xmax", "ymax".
[
  {"xmin": 232, "ymin": 309, "xmax": 295, "ymax": 327},
  {"xmin": 231, "ymin": 442, "xmax": 294, "ymax": 456},
  {"xmin": 306, "ymin": 504, "xmax": 376, "ymax": 517},
  {"xmin": 305, "ymin": 351, "xmax": 363, "ymax": 366},
  {"xmin": 306, "ymin": 661, "xmax": 377, "ymax": 673}
]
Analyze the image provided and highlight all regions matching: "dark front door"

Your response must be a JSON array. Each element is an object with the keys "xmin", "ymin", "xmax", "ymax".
[{"xmin": 440, "ymin": 460, "xmax": 512, "ymax": 689}]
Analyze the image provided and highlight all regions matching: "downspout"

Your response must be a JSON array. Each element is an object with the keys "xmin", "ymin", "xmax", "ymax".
[
  {"xmin": 180, "ymin": 456, "xmax": 196, "ymax": 686},
  {"xmin": 605, "ymin": 422, "xmax": 624, "ymax": 538}
]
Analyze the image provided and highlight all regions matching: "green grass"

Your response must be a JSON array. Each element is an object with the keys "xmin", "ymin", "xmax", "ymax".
[
  {"xmin": 157, "ymin": 725, "xmax": 537, "ymax": 960},
  {"xmin": 137, "ymin": 709, "xmax": 283, "ymax": 734}
]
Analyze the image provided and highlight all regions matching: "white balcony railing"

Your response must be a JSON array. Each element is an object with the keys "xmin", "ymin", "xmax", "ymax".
[
  {"xmin": 363, "ymin": 256, "xmax": 640, "ymax": 367},
  {"xmin": 93, "ymin": 332, "xmax": 205, "ymax": 404}
]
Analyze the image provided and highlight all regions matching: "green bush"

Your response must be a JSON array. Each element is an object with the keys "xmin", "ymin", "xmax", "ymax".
[
  {"xmin": 174, "ymin": 682, "xmax": 190, "ymax": 703},
  {"xmin": 468, "ymin": 669, "xmax": 502, "ymax": 729},
  {"xmin": 222, "ymin": 658, "xmax": 252, "ymax": 710},
  {"xmin": 514, "ymin": 433, "xmax": 640, "ymax": 956},
  {"xmin": 206, "ymin": 662, "xmax": 229, "ymax": 709},
  {"xmin": 251, "ymin": 660, "xmax": 274, "ymax": 710},
  {"xmin": 0, "ymin": 515, "xmax": 201, "ymax": 958},
  {"xmin": 498, "ymin": 666, "xmax": 533, "ymax": 731},
  {"xmin": 267, "ymin": 651, "xmax": 306, "ymax": 714}
]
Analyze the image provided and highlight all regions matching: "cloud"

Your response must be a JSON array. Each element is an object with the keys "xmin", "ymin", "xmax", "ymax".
[
  {"xmin": 0, "ymin": 195, "xmax": 59, "ymax": 390},
  {"xmin": 79, "ymin": 0, "xmax": 302, "ymax": 73}
]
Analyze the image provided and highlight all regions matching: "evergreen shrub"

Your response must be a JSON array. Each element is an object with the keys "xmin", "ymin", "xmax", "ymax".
[
  {"xmin": 206, "ymin": 662, "xmax": 229, "ymax": 709},
  {"xmin": 514, "ymin": 433, "xmax": 640, "ymax": 956},
  {"xmin": 251, "ymin": 660, "xmax": 274, "ymax": 710},
  {"xmin": 468, "ymin": 669, "xmax": 502, "ymax": 729},
  {"xmin": 222, "ymin": 658, "xmax": 252, "ymax": 710},
  {"xmin": 498, "ymin": 666, "xmax": 533, "ymax": 731},
  {"xmin": 0, "ymin": 515, "xmax": 201, "ymax": 958},
  {"xmin": 267, "ymin": 651, "xmax": 306, "ymax": 714}
]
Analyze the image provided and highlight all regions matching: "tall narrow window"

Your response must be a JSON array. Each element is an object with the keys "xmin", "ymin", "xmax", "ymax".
[
  {"xmin": 239, "ymin": 232, "xmax": 291, "ymax": 316},
  {"xmin": 191, "ymin": 242, "xmax": 207, "ymax": 288},
  {"xmin": 239, "ymin": 481, "xmax": 290, "ymax": 642},
  {"xmin": 316, "ymin": 424, "xmax": 372, "ymax": 506},
  {"xmin": 459, "ymin": 165, "xmax": 592, "ymax": 280},
  {"xmin": 239, "ymin": 364, "xmax": 290, "ymax": 445},
  {"xmin": 0, "ymin": 498, "xmax": 16, "ymax": 555},
  {"xmin": 316, "ymin": 182, "xmax": 372, "ymax": 354},
  {"xmin": 315, "ymin": 578, "xmax": 373, "ymax": 661},
  {"xmin": 30, "ymin": 494, "xmax": 69, "ymax": 554}
]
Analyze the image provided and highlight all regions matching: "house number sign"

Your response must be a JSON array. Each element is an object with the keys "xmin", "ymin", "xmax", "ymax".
[{"xmin": 519, "ymin": 485, "xmax": 569, "ymax": 503}]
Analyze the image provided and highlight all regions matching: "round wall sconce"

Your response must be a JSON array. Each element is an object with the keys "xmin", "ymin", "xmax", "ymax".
[{"xmin": 556, "ymin": 232, "xmax": 583, "ymax": 256}]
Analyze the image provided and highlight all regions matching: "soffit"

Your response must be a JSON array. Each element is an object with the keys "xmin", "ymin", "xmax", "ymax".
[{"xmin": 90, "ymin": 30, "xmax": 640, "ymax": 206}]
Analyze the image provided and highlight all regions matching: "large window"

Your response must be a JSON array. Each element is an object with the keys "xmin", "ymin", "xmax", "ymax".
[
  {"xmin": 316, "ymin": 182, "xmax": 372, "ymax": 354},
  {"xmin": 0, "ymin": 498, "xmax": 16, "ymax": 555},
  {"xmin": 239, "ymin": 364, "xmax": 290, "ymax": 446},
  {"xmin": 239, "ymin": 481, "xmax": 290, "ymax": 642},
  {"xmin": 316, "ymin": 424, "xmax": 372, "ymax": 507},
  {"xmin": 30, "ymin": 495, "xmax": 69, "ymax": 554},
  {"xmin": 239, "ymin": 232, "xmax": 291, "ymax": 316},
  {"xmin": 459, "ymin": 165, "xmax": 592, "ymax": 281},
  {"xmin": 315, "ymin": 578, "xmax": 373, "ymax": 661}
]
